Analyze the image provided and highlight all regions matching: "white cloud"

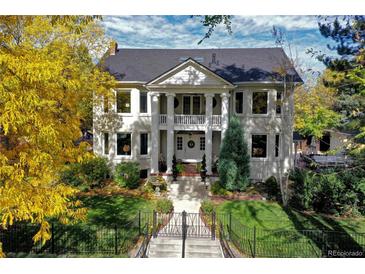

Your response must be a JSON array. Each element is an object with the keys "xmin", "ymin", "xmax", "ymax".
[{"xmin": 103, "ymin": 15, "xmax": 335, "ymax": 75}]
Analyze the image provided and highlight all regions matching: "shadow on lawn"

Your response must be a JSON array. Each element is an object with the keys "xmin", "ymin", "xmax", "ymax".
[
  {"xmin": 282, "ymin": 206, "xmax": 364, "ymax": 257},
  {"xmin": 82, "ymin": 196, "xmax": 151, "ymax": 227}
]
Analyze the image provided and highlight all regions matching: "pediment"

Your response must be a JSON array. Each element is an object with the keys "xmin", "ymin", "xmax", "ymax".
[{"xmin": 146, "ymin": 59, "xmax": 234, "ymax": 87}]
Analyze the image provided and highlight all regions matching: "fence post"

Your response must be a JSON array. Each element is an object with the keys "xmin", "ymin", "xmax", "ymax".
[
  {"xmin": 114, "ymin": 224, "xmax": 118, "ymax": 255},
  {"xmin": 321, "ymin": 231, "xmax": 327, "ymax": 258},
  {"xmin": 182, "ymin": 211, "xmax": 187, "ymax": 258},
  {"xmin": 229, "ymin": 212, "xmax": 232, "ymax": 240},
  {"xmin": 51, "ymin": 223, "xmax": 55, "ymax": 254},
  {"xmin": 152, "ymin": 210, "xmax": 157, "ymax": 238},
  {"xmin": 253, "ymin": 226, "xmax": 256, "ymax": 258},
  {"xmin": 138, "ymin": 210, "xmax": 141, "ymax": 235},
  {"xmin": 211, "ymin": 211, "xmax": 216, "ymax": 240}
]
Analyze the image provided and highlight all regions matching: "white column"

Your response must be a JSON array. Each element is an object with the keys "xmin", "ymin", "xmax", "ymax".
[
  {"xmin": 166, "ymin": 93, "xmax": 175, "ymax": 173},
  {"xmin": 150, "ymin": 92, "xmax": 160, "ymax": 174},
  {"xmin": 205, "ymin": 94, "xmax": 214, "ymax": 175},
  {"xmin": 221, "ymin": 92, "xmax": 230, "ymax": 140}
]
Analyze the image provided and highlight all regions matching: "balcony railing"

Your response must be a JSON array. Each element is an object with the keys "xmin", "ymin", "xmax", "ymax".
[
  {"xmin": 175, "ymin": 115, "xmax": 205, "ymax": 125},
  {"xmin": 159, "ymin": 115, "xmax": 221, "ymax": 126},
  {"xmin": 212, "ymin": 115, "xmax": 221, "ymax": 126}
]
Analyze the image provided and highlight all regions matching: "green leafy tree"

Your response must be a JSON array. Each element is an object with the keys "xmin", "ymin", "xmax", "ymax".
[
  {"xmin": 310, "ymin": 16, "xmax": 365, "ymax": 157},
  {"xmin": 193, "ymin": 15, "xmax": 232, "ymax": 44},
  {"xmin": 294, "ymin": 72, "xmax": 342, "ymax": 139},
  {"xmin": 218, "ymin": 116, "xmax": 250, "ymax": 191},
  {"xmin": 114, "ymin": 162, "xmax": 141, "ymax": 189}
]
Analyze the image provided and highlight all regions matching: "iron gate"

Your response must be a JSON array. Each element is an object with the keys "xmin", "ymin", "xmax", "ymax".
[{"xmin": 152, "ymin": 211, "xmax": 216, "ymax": 239}]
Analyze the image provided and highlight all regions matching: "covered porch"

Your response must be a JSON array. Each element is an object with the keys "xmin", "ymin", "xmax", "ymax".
[
  {"xmin": 146, "ymin": 58, "xmax": 234, "ymax": 175},
  {"xmin": 159, "ymin": 130, "xmax": 221, "ymax": 170}
]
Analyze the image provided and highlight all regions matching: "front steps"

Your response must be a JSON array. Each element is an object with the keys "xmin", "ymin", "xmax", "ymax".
[{"xmin": 147, "ymin": 237, "xmax": 223, "ymax": 258}]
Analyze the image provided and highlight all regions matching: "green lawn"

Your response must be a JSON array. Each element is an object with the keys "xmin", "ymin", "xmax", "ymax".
[
  {"xmin": 3, "ymin": 195, "xmax": 155, "ymax": 258},
  {"xmin": 81, "ymin": 195, "xmax": 155, "ymax": 226},
  {"xmin": 216, "ymin": 200, "xmax": 365, "ymax": 257}
]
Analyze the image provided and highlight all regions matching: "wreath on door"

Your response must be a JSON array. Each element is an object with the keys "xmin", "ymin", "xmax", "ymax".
[{"xmin": 187, "ymin": 140, "xmax": 195, "ymax": 148}]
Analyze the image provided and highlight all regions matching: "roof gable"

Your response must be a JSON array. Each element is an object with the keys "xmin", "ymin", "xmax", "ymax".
[{"xmin": 146, "ymin": 58, "xmax": 234, "ymax": 87}]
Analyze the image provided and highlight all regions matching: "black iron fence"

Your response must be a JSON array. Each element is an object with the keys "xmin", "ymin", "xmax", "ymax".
[
  {"xmin": 135, "ymin": 223, "xmax": 150, "ymax": 258},
  {"xmin": 0, "ymin": 218, "xmax": 144, "ymax": 257},
  {"xmin": 2, "ymin": 211, "xmax": 364, "ymax": 258},
  {"xmin": 216, "ymin": 213, "xmax": 365, "ymax": 258}
]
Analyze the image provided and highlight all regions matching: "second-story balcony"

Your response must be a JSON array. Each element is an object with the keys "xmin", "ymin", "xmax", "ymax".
[{"xmin": 159, "ymin": 114, "xmax": 222, "ymax": 127}]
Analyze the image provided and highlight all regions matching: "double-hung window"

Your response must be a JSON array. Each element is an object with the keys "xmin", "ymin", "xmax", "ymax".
[
  {"xmin": 117, "ymin": 90, "xmax": 131, "ymax": 113},
  {"xmin": 275, "ymin": 134, "xmax": 280, "ymax": 157},
  {"xmin": 235, "ymin": 92, "xmax": 243, "ymax": 114},
  {"xmin": 140, "ymin": 133, "xmax": 148, "ymax": 155},
  {"xmin": 276, "ymin": 91, "xmax": 282, "ymax": 114},
  {"xmin": 252, "ymin": 91, "xmax": 268, "ymax": 114},
  {"xmin": 252, "ymin": 135, "xmax": 267, "ymax": 158},
  {"xmin": 117, "ymin": 133, "xmax": 131, "ymax": 156},
  {"xmin": 104, "ymin": 133, "xmax": 109, "ymax": 155},
  {"xmin": 140, "ymin": 92, "xmax": 148, "ymax": 113}
]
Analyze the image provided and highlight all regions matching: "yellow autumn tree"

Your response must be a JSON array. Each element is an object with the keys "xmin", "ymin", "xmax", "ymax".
[
  {"xmin": 0, "ymin": 16, "xmax": 116, "ymax": 256},
  {"xmin": 294, "ymin": 70, "xmax": 342, "ymax": 139}
]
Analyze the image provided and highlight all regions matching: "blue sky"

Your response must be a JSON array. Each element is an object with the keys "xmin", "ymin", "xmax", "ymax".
[{"xmin": 103, "ymin": 16, "xmax": 337, "ymax": 79}]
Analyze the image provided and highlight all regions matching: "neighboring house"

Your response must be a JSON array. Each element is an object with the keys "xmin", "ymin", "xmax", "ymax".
[
  {"xmin": 93, "ymin": 45, "xmax": 303, "ymax": 181},
  {"xmin": 293, "ymin": 130, "xmax": 354, "ymax": 168},
  {"xmin": 293, "ymin": 130, "xmax": 353, "ymax": 156}
]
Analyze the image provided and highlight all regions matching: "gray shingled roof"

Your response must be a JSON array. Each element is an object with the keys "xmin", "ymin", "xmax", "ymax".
[{"xmin": 103, "ymin": 48, "xmax": 303, "ymax": 83}]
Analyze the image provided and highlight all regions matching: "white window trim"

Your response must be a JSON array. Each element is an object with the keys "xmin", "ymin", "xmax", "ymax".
[
  {"xmin": 234, "ymin": 90, "xmax": 244, "ymax": 116},
  {"xmin": 251, "ymin": 90, "xmax": 269, "ymax": 117},
  {"xmin": 275, "ymin": 90, "xmax": 283, "ymax": 117},
  {"xmin": 103, "ymin": 132, "xmax": 109, "ymax": 155},
  {"xmin": 115, "ymin": 132, "xmax": 133, "ymax": 159},
  {"xmin": 139, "ymin": 91, "xmax": 149, "ymax": 114},
  {"xmin": 139, "ymin": 132, "xmax": 149, "ymax": 158},
  {"xmin": 182, "ymin": 95, "xmax": 203, "ymax": 115},
  {"xmin": 275, "ymin": 133, "xmax": 281, "ymax": 159},
  {"xmin": 251, "ymin": 133, "xmax": 268, "ymax": 160},
  {"xmin": 116, "ymin": 89, "xmax": 132, "ymax": 115},
  {"xmin": 176, "ymin": 136, "xmax": 183, "ymax": 151}
]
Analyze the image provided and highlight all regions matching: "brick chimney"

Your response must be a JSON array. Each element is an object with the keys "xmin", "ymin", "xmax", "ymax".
[{"xmin": 110, "ymin": 41, "xmax": 118, "ymax": 56}]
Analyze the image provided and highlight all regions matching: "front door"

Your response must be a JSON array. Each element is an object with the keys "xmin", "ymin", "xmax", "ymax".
[{"xmin": 175, "ymin": 134, "xmax": 205, "ymax": 162}]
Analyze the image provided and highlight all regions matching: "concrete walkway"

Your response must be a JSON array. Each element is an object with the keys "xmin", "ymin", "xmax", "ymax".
[
  {"xmin": 167, "ymin": 177, "xmax": 209, "ymax": 213},
  {"xmin": 146, "ymin": 177, "xmax": 224, "ymax": 258}
]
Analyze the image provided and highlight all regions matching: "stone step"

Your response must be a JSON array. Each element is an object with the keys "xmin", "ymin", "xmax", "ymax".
[
  {"xmin": 185, "ymin": 245, "xmax": 221, "ymax": 253},
  {"xmin": 147, "ymin": 236, "xmax": 223, "ymax": 258},
  {"xmin": 185, "ymin": 239, "xmax": 220, "ymax": 246},
  {"xmin": 185, "ymin": 239, "xmax": 223, "ymax": 258},
  {"xmin": 148, "ymin": 250, "xmax": 182, "ymax": 258},
  {"xmin": 185, "ymin": 251, "xmax": 223, "ymax": 258}
]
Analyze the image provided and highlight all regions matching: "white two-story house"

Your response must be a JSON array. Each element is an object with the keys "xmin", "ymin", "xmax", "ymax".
[{"xmin": 93, "ymin": 45, "xmax": 303, "ymax": 181}]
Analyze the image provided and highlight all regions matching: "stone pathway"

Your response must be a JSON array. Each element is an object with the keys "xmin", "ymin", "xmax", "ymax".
[{"xmin": 167, "ymin": 177, "xmax": 209, "ymax": 213}]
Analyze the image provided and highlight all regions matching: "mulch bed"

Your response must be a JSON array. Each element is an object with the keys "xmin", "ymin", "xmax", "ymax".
[
  {"xmin": 209, "ymin": 192, "xmax": 265, "ymax": 203},
  {"xmin": 77, "ymin": 181, "xmax": 154, "ymax": 199}
]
